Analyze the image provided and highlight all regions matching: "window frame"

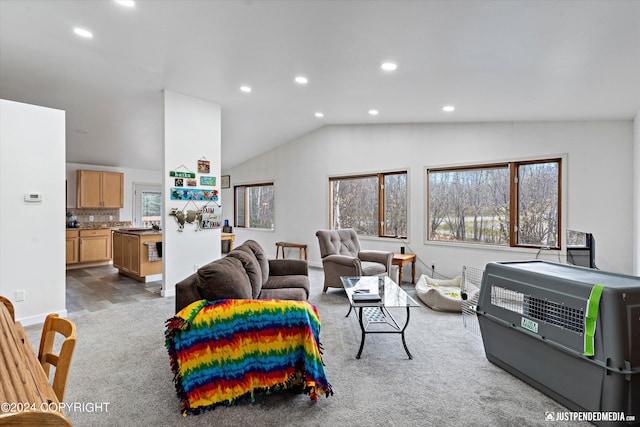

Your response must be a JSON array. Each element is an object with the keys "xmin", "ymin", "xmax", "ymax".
[
  {"xmin": 426, "ymin": 157, "xmax": 562, "ymax": 249},
  {"xmin": 234, "ymin": 181, "xmax": 275, "ymax": 230},
  {"xmin": 329, "ymin": 170, "xmax": 408, "ymax": 239}
]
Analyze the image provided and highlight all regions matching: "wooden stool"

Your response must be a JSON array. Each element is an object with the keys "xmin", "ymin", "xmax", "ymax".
[{"xmin": 275, "ymin": 242, "xmax": 308, "ymax": 260}]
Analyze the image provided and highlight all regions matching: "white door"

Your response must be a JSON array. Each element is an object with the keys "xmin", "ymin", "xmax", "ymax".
[{"xmin": 133, "ymin": 184, "xmax": 162, "ymax": 228}]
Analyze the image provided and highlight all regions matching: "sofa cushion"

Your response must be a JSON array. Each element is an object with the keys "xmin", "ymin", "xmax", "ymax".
[
  {"xmin": 226, "ymin": 248, "xmax": 262, "ymax": 298},
  {"xmin": 238, "ymin": 240, "xmax": 270, "ymax": 285},
  {"xmin": 196, "ymin": 256, "xmax": 252, "ymax": 301},
  {"xmin": 259, "ymin": 287, "xmax": 308, "ymax": 301}
]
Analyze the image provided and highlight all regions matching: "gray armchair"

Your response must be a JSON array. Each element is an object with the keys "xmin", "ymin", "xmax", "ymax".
[{"xmin": 315, "ymin": 229, "xmax": 392, "ymax": 292}]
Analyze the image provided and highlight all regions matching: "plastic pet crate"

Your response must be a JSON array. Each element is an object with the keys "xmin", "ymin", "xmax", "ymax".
[{"xmin": 477, "ymin": 261, "xmax": 639, "ymax": 425}]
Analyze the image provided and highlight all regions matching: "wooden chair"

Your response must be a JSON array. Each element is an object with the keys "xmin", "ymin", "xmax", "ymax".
[
  {"xmin": 38, "ymin": 314, "xmax": 77, "ymax": 401},
  {"xmin": 0, "ymin": 296, "xmax": 14, "ymax": 321}
]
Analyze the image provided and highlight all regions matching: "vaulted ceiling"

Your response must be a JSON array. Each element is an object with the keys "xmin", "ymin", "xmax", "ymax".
[{"xmin": 1, "ymin": 0, "xmax": 639, "ymax": 171}]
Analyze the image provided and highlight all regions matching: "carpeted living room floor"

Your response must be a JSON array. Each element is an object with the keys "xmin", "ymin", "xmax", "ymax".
[{"xmin": 24, "ymin": 267, "xmax": 591, "ymax": 427}]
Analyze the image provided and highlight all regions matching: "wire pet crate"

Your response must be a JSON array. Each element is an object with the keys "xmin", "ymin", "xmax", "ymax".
[{"xmin": 461, "ymin": 265, "xmax": 484, "ymax": 336}]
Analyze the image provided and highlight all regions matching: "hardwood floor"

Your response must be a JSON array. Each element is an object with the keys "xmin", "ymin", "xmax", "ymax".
[{"xmin": 66, "ymin": 265, "xmax": 161, "ymax": 317}]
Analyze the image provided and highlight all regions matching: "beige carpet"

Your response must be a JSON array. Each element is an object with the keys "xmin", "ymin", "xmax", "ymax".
[{"xmin": 24, "ymin": 268, "xmax": 590, "ymax": 427}]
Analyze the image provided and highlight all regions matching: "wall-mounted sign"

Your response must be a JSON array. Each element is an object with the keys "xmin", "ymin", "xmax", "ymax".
[
  {"xmin": 200, "ymin": 176, "xmax": 216, "ymax": 186},
  {"xmin": 170, "ymin": 187, "xmax": 219, "ymax": 201},
  {"xmin": 201, "ymin": 204, "xmax": 222, "ymax": 229},
  {"xmin": 197, "ymin": 159, "xmax": 210, "ymax": 174},
  {"xmin": 170, "ymin": 171, "xmax": 196, "ymax": 178}
]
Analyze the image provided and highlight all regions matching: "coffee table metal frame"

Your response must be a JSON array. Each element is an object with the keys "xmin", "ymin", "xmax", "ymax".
[{"xmin": 341, "ymin": 276, "xmax": 419, "ymax": 359}]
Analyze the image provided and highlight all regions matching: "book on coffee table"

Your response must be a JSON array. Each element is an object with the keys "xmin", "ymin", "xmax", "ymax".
[{"xmin": 352, "ymin": 292, "xmax": 381, "ymax": 302}]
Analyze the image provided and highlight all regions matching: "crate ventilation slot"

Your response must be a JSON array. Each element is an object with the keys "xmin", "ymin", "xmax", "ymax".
[{"xmin": 491, "ymin": 285, "xmax": 585, "ymax": 334}]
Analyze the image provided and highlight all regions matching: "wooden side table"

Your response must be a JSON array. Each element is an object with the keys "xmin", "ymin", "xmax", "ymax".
[
  {"xmin": 392, "ymin": 252, "xmax": 417, "ymax": 285},
  {"xmin": 275, "ymin": 242, "xmax": 308, "ymax": 260},
  {"xmin": 221, "ymin": 233, "xmax": 235, "ymax": 251}
]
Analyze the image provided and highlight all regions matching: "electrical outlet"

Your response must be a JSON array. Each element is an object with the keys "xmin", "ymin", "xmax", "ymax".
[
  {"xmin": 430, "ymin": 260, "xmax": 438, "ymax": 272},
  {"xmin": 16, "ymin": 290, "xmax": 25, "ymax": 301},
  {"xmin": 89, "ymin": 215, "xmax": 94, "ymax": 221}
]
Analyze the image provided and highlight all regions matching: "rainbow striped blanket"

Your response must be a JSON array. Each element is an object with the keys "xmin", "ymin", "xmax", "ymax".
[{"xmin": 165, "ymin": 299, "xmax": 333, "ymax": 415}]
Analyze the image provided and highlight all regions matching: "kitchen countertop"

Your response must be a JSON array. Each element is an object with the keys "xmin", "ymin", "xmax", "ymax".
[
  {"xmin": 67, "ymin": 221, "xmax": 132, "ymax": 230},
  {"xmin": 113, "ymin": 228, "xmax": 162, "ymax": 236}
]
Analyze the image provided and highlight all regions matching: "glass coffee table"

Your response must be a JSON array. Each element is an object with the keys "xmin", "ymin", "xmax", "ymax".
[{"xmin": 341, "ymin": 276, "xmax": 419, "ymax": 359}]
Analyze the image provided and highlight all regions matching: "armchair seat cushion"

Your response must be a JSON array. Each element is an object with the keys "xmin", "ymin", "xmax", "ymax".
[{"xmin": 361, "ymin": 261, "xmax": 387, "ymax": 276}]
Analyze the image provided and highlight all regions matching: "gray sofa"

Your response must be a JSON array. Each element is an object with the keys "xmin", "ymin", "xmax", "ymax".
[{"xmin": 175, "ymin": 239, "xmax": 310, "ymax": 312}]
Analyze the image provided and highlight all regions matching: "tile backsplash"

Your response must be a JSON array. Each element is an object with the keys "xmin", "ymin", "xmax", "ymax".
[{"xmin": 68, "ymin": 208, "xmax": 120, "ymax": 223}]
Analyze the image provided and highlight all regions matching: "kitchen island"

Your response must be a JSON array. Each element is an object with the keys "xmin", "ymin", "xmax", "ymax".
[{"xmin": 112, "ymin": 228, "xmax": 162, "ymax": 282}]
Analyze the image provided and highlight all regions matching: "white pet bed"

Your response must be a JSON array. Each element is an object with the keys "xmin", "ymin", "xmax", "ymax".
[{"xmin": 415, "ymin": 274, "xmax": 464, "ymax": 312}]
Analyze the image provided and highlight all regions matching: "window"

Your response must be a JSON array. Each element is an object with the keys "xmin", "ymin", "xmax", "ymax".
[
  {"xmin": 427, "ymin": 158, "xmax": 561, "ymax": 248},
  {"xmin": 234, "ymin": 183, "xmax": 274, "ymax": 230},
  {"xmin": 133, "ymin": 184, "xmax": 162, "ymax": 228},
  {"xmin": 330, "ymin": 171, "xmax": 407, "ymax": 238}
]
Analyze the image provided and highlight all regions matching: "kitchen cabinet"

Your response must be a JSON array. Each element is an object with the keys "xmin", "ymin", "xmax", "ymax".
[
  {"xmin": 112, "ymin": 229, "xmax": 162, "ymax": 282},
  {"xmin": 76, "ymin": 170, "xmax": 124, "ymax": 208},
  {"xmin": 113, "ymin": 232, "xmax": 140, "ymax": 276},
  {"xmin": 79, "ymin": 229, "xmax": 112, "ymax": 262},
  {"xmin": 65, "ymin": 230, "xmax": 79, "ymax": 264}
]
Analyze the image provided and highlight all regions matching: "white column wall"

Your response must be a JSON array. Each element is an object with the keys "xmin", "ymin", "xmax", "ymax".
[
  {"xmin": 162, "ymin": 91, "xmax": 221, "ymax": 297},
  {"xmin": 0, "ymin": 99, "xmax": 67, "ymax": 324},
  {"xmin": 634, "ymin": 111, "xmax": 640, "ymax": 275},
  {"xmin": 223, "ymin": 120, "xmax": 634, "ymax": 280}
]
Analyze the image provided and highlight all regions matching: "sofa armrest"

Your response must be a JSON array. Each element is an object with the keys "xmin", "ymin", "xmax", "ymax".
[
  {"xmin": 359, "ymin": 250, "xmax": 392, "ymax": 270},
  {"xmin": 268, "ymin": 259, "xmax": 308, "ymax": 276},
  {"xmin": 175, "ymin": 274, "xmax": 201, "ymax": 313}
]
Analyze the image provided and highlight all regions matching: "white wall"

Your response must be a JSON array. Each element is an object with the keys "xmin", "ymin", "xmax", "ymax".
[
  {"xmin": 1, "ymin": 99, "xmax": 67, "ymax": 324},
  {"xmin": 162, "ymin": 91, "xmax": 221, "ymax": 297},
  {"xmin": 634, "ymin": 111, "xmax": 640, "ymax": 275},
  {"xmin": 223, "ymin": 120, "xmax": 634, "ymax": 280},
  {"xmin": 66, "ymin": 163, "xmax": 162, "ymax": 221}
]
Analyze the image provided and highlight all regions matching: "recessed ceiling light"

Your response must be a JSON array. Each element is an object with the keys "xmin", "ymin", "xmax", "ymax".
[
  {"xmin": 240, "ymin": 85, "xmax": 252, "ymax": 93},
  {"xmin": 114, "ymin": 0, "xmax": 135, "ymax": 7},
  {"xmin": 315, "ymin": 112, "xmax": 324, "ymax": 118},
  {"xmin": 443, "ymin": 105, "xmax": 455, "ymax": 112},
  {"xmin": 295, "ymin": 76, "xmax": 308, "ymax": 85},
  {"xmin": 381, "ymin": 62, "xmax": 397, "ymax": 71},
  {"xmin": 73, "ymin": 28, "xmax": 93, "ymax": 38},
  {"xmin": 369, "ymin": 109, "xmax": 379, "ymax": 116}
]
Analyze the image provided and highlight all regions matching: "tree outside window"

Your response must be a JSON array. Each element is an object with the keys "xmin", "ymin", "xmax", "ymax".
[
  {"xmin": 234, "ymin": 183, "xmax": 274, "ymax": 230},
  {"xmin": 330, "ymin": 171, "xmax": 407, "ymax": 238},
  {"xmin": 141, "ymin": 191, "xmax": 162, "ymax": 227},
  {"xmin": 427, "ymin": 159, "xmax": 561, "ymax": 248}
]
